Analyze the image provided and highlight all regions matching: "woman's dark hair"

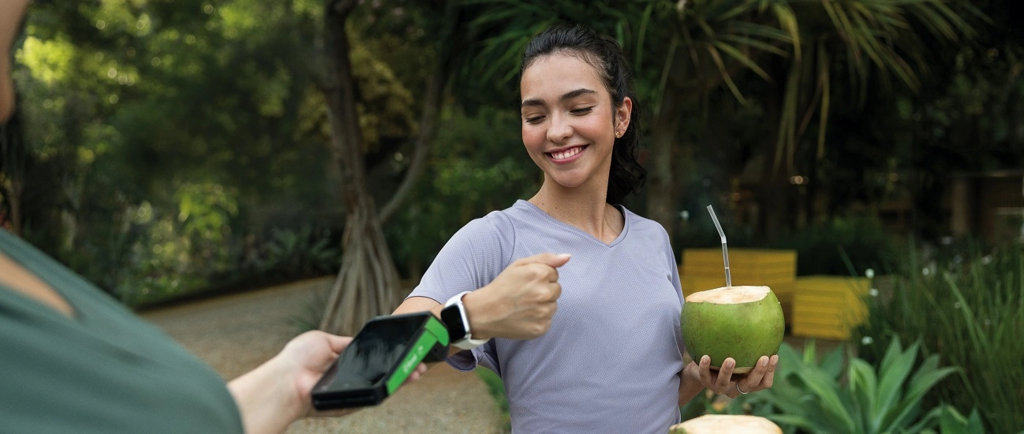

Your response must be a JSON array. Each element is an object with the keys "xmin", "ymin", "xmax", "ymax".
[{"xmin": 520, "ymin": 24, "xmax": 646, "ymax": 205}]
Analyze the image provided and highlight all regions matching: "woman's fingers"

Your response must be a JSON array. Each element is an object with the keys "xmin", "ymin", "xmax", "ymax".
[
  {"xmin": 715, "ymin": 358, "xmax": 736, "ymax": 395},
  {"xmin": 697, "ymin": 356, "xmax": 714, "ymax": 389},
  {"xmin": 759, "ymin": 355, "xmax": 779, "ymax": 389},
  {"xmin": 740, "ymin": 356, "xmax": 770, "ymax": 393}
]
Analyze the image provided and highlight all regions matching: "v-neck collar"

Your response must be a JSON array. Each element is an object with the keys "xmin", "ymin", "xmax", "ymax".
[{"xmin": 516, "ymin": 200, "xmax": 629, "ymax": 248}]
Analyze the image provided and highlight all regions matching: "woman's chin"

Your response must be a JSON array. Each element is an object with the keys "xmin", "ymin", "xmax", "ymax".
[{"xmin": 544, "ymin": 173, "xmax": 593, "ymax": 191}]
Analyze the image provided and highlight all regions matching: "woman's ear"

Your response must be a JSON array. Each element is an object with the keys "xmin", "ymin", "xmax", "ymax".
[{"xmin": 614, "ymin": 97, "xmax": 633, "ymax": 137}]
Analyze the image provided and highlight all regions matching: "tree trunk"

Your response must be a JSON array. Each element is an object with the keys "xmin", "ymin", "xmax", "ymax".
[
  {"xmin": 319, "ymin": 0, "xmax": 400, "ymax": 335},
  {"xmin": 321, "ymin": 193, "xmax": 400, "ymax": 334}
]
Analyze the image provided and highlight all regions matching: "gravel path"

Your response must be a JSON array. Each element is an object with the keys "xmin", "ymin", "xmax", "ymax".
[{"xmin": 142, "ymin": 277, "xmax": 504, "ymax": 434}]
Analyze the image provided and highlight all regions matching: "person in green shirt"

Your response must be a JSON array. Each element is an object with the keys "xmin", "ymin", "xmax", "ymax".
[
  {"xmin": 0, "ymin": 2, "xmax": 426, "ymax": 433},
  {"xmin": 0, "ymin": 2, "xmax": 570, "ymax": 432}
]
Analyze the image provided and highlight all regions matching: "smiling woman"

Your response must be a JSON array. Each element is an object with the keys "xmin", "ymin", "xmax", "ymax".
[{"xmin": 391, "ymin": 24, "xmax": 779, "ymax": 433}]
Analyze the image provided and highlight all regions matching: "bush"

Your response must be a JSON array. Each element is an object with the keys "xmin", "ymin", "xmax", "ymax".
[
  {"xmin": 773, "ymin": 215, "xmax": 902, "ymax": 276},
  {"xmin": 856, "ymin": 243, "xmax": 1024, "ymax": 433},
  {"xmin": 705, "ymin": 340, "xmax": 974, "ymax": 434}
]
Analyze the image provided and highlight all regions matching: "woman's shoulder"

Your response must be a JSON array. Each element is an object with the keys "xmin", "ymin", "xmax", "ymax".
[
  {"xmin": 620, "ymin": 205, "xmax": 670, "ymax": 236},
  {"xmin": 440, "ymin": 203, "xmax": 520, "ymax": 259}
]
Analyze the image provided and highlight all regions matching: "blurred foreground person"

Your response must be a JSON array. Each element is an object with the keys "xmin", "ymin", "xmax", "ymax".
[{"xmin": 0, "ymin": 2, "xmax": 426, "ymax": 433}]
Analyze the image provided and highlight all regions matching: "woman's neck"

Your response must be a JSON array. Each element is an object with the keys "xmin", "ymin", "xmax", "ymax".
[{"xmin": 529, "ymin": 179, "xmax": 623, "ymax": 244}]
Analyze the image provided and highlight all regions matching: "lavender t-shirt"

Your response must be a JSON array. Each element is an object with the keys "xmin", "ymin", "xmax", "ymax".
[{"xmin": 408, "ymin": 200, "xmax": 685, "ymax": 433}]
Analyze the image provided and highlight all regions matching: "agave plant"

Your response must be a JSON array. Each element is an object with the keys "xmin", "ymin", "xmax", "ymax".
[{"xmin": 715, "ymin": 339, "xmax": 969, "ymax": 434}]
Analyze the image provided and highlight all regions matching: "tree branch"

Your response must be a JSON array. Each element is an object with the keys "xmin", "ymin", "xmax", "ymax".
[{"xmin": 378, "ymin": 1, "xmax": 458, "ymax": 224}]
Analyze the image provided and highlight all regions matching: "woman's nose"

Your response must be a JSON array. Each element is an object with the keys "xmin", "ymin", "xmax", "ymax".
[{"xmin": 547, "ymin": 114, "xmax": 573, "ymax": 143}]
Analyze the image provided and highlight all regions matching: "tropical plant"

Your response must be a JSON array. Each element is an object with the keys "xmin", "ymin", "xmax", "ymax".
[
  {"xmin": 714, "ymin": 339, "xmax": 965, "ymax": 434},
  {"xmin": 257, "ymin": 226, "xmax": 341, "ymax": 278},
  {"xmin": 857, "ymin": 242, "xmax": 1024, "ymax": 433}
]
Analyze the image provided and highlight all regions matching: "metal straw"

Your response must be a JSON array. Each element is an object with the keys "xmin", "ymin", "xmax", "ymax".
[{"xmin": 706, "ymin": 205, "xmax": 732, "ymax": 287}]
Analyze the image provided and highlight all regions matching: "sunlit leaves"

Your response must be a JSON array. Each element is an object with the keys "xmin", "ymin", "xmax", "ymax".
[{"xmin": 17, "ymin": 37, "xmax": 74, "ymax": 84}]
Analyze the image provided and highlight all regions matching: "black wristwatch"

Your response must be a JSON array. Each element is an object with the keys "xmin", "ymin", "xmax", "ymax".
[{"xmin": 440, "ymin": 291, "xmax": 488, "ymax": 350}]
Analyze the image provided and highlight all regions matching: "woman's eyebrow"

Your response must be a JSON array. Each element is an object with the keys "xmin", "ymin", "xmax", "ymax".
[{"xmin": 521, "ymin": 88, "xmax": 598, "ymax": 108}]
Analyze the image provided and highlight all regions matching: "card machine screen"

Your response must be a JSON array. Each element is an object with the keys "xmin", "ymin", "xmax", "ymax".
[{"xmin": 316, "ymin": 315, "xmax": 425, "ymax": 391}]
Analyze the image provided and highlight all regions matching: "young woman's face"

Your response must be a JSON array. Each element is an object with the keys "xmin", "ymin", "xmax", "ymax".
[{"xmin": 520, "ymin": 53, "xmax": 631, "ymax": 193}]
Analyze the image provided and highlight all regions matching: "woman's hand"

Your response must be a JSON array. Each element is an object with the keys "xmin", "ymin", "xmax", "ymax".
[
  {"xmin": 684, "ymin": 354, "xmax": 779, "ymax": 399},
  {"xmin": 462, "ymin": 253, "xmax": 571, "ymax": 340}
]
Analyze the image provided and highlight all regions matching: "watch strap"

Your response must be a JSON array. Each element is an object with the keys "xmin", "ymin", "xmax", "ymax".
[{"xmin": 444, "ymin": 291, "xmax": 488, "ymax": 350}]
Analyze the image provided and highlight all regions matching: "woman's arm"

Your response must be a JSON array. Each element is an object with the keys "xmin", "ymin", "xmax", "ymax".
[{"xmin": 393, "ymin": 252, "xmax": 571, "ymax": 346}]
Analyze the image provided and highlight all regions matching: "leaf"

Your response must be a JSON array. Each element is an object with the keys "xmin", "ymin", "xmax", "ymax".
[
  {"xmin": 766, "ymin": 414, "xmax": 817, "ymax": 431},
  {"xmin": 847, "ymin": 358, "xmax": 877, "ymax": 432},
  {"xmin": 794, "ymin": 368, "xmax": 857, "ymax": 430},
  {"xmin": 711, "ymin": 40, "xmax": 770, "ymax": 80},
  {"xmin": 815, "ymin": 43, "xmax": 830, "ymax": 160},
  {"xmin": 875, "ymin": 340, "xmax": 920, "ymax": 423},
  {"xmin": 878, "ymin": 336, "xmax": 904, "ymax": 375},
  {"xmin": 771, "ymin": 3, "xmax": 800, "ymax": 60},
  {"xmin": 703, "ymin": 43, "xmax": 749, "ymax": 105},
  {"xmin": 718, "ymin": 33, "xmax": 788, "ymax": 57},
  {"xmin": 818, "ymin": 344, "xmax": 845, "ymax": 379},
  {"xmin": 881, "ymin": 356, "xmax": 959, "ymax": 430}
]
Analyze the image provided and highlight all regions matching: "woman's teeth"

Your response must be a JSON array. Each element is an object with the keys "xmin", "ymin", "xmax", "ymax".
[{"xmin": 551, "ymin": 147, "xmax": 582, "ymax": 160}]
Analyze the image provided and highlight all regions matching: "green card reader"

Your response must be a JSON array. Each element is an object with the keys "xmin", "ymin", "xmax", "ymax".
[{"xmin": 311, "ymin": 311, "xmax": 450, "ymax": 410}]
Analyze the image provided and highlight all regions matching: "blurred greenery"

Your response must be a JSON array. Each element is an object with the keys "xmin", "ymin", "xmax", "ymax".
[
  {"xmin": 0, "ymin": 0, "xmax": 1021, "ymax": 309},
  {"xmin": 856, "ymin": 242, "xmax": 1024, "ymax": 432},
  {"xmin": 687, "ymin": 340, "xmax": 974, "ymax": 434},
  {"xmin": 475, "ymin": 368, "xmax": 511, "ymax": 433},
  {"xmin": 0, "ymin": 1, "xmax": 1021, "ymax": 429}
]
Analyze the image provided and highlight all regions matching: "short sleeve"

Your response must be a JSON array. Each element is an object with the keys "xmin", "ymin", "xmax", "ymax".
[{"xmin": 406, "ymin": 211, "xmax": 515, "ymax": 372}]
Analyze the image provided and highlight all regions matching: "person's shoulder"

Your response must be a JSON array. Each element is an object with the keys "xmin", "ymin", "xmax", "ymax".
[
  {"xmin": 620, "ymin": 205, "xmax": 669, "ymax": 236},
  {"xmin": 460, "ymin": 202, "xmax": 519, "ymax": 235},
  {"xmin": 442, "ymin": 202, "xmax": 519, "ymax": 255}
]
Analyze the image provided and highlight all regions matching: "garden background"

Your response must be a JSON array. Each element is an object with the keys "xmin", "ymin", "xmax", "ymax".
[{"xmin": 1, "ymin": 0, "xmax": 1022, "ymax": 432}]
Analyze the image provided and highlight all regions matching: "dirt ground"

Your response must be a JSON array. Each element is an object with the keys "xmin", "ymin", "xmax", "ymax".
[{"xmin": 142, "ymin": 277, "xmax": 504, "ymax": 434}]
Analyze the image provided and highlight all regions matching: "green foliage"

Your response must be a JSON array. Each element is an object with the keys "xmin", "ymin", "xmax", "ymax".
[
  {"xmin": 857, "ymin": 243, "xmax": 1024, "ymax": 433},
  {"xmin": 719, "ymin": 340, "xmax": 965, "ymax": 434},
  {"xmin": 7, "ymin": 0, "xmax": 431, "ymax": 304},
  {"xmin": 251, "ymin": 226, "xmax": 341, "ymax": 279},
  {"xmin": 386, "ymin": 106, "xmax": 536, "ymax": 277},
  {"xmin": 773, "ymin": 215, "xmax": 902, "ymax": 276},
  {"xmin": 475, "ymin": 368, "xmax": 511, "ymax": 433}
]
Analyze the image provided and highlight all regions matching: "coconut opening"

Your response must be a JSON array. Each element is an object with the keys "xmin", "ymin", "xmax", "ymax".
[
  {"xmin": 685, "ymin": 285, "xmax": 771, "ymax": 304},
  {"xmin": 670, "ymin": 415, "xmax": 782, "ymax": 434}
]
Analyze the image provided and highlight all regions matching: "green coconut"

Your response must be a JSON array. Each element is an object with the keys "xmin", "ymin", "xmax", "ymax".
[{"xmin": 681, "ymin": 285, "xmax": 784, "ymax": 373}]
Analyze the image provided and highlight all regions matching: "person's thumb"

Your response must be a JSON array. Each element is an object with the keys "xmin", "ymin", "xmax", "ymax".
[{"xmin": 525, "ymin": 252, "xmax": 571, "ymax": 268}]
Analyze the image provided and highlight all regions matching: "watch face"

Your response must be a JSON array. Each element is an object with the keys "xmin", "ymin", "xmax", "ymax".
[{"xmin": 440, "ymin": 304, "xmax": 468, "ymax": 342}]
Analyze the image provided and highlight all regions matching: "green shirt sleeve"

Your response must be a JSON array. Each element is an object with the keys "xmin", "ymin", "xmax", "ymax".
[{"xmin": 0, "ymin": 230, "xmax": 244, "ymax": 434}]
